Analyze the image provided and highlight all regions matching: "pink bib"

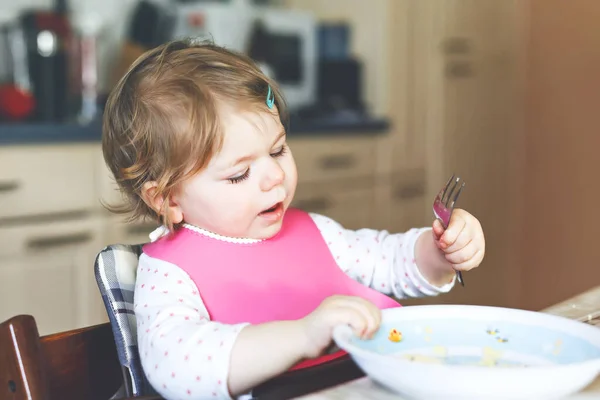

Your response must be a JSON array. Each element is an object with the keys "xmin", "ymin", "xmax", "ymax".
[{"xmin": 144, "ymin": 208, "xmax": 400, "ymax": 368}]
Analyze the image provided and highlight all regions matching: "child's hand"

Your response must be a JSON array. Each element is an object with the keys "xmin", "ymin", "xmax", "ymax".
[
  {"xmin": 432, "ymin": 208, "xmax": 485, "ymax": 272},
  {"xmin": 299, "ymin": 295, "xmax": 381, "ymax": 358}
]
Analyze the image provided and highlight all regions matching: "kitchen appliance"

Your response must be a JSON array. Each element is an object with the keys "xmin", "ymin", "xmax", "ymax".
[
  {"xmin": 316, "ymin": 22, "xmax": 364, "ymax": 113},
  {"xmin": 124, "ymin": 0, "xmax": 317, "ymax": 111},
  {"xmin": 317, "ymin": 58, "xmax": 363, "ymax": 113},
  {"xmin": 19, "ymin": 0, "xmax": 74, "ymax": 122},
  {"xmin": 0, "ymin": 22, "xmax": 35, "ymax": 121}
]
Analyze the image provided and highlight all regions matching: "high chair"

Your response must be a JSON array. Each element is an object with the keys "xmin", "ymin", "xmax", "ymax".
[
  {"xmin": 94, "ymin": 244, "xmax": 154, "ymax": 397},
  {"xmin": 93, "ymin": 243, "xmax": 364, "ymax": 399},
  {"xmin": 0, "ymin": 314, "xmax": 124, "ymax": 400}
]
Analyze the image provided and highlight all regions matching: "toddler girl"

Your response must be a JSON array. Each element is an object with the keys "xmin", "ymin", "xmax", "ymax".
[{"xmin": 102, "ymin": 39, "xmax": 485, "ymax": 400}]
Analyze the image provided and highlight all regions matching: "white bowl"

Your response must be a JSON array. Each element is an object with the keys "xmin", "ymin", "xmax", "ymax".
[{"xmin": 332, "ymin": 305, "xmax": 600, "ymax": 400}]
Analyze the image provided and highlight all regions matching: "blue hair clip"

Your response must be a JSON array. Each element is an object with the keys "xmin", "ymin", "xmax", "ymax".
[{"xmin": 266, "ymin": 85, "xmax": 275, "ymax": 109}]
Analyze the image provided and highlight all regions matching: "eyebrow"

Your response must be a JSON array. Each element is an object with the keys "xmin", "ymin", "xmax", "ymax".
[{"xmin": 227, "ymin": 130, "xmax": 286, "ymax": 169}]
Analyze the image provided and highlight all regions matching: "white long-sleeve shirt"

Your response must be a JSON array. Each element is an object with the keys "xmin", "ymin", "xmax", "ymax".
[{"xmin": 135, "ymin": 213, "xmax": 455, "ymax": 399}]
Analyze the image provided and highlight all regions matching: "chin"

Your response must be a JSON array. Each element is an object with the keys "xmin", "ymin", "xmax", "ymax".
[{"xmin": 256, "ymin": 221, "xmax": 284, "ymax": 240}]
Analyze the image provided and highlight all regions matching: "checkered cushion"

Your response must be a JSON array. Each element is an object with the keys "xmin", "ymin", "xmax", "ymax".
[{"xmin": 94, "ymin": 244, "xmax": 158, "ymax": 397}]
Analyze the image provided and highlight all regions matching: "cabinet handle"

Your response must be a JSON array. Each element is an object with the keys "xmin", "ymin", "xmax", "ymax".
[
  {"xmin": 442, "ymin": 37, "xmax": 471, "ymax": 55},
  {"xmin": 26, "ymin": 232, "xmax": 93, "ymax": 250},
  {"xmin": 319, "ymin": 154, "xmax": 357, "ymax": 170},
  {"xmin": 294, "ymin": 197, "xmax": 332, "ymax": 212},
  {"xmin": 394, "ymin": 182, "xmax": 425, "ymax": 199},
  {"xmin": 445, "ymin": 61, "xmax": 474, "ymax": 78},
  {"xmin": 0, "ymin": 181, "xmax": 20, "ymax": 193}
]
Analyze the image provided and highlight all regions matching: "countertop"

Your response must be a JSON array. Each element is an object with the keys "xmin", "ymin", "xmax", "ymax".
[{"xmin": 0, "ymin": 114, "xmax": 390, "ymax": 146}]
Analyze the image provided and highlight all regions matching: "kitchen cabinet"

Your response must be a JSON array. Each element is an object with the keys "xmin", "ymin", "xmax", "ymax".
[
  {"xmin": 0, "ymin": 218, "xmax": 105, "ymax": 335},
  {"xmin": 293, "ymin": 182, "xmax": 375, "ymax": 231},
  {"xmin": 386, "ymin": 169, "xmax": 429, "ymax": 232},
  {"xmin": 291, "ymin": 136, "xmax": 377, "ymax": 184},
  {"xmin": 0, "ymin": 145, "xmax": 96, "ymax": 219}
]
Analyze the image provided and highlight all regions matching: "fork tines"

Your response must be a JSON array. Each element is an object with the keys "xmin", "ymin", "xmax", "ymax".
[{"xmin": 442, "ymin": 174, "xmax": 466, "ymax": 208}]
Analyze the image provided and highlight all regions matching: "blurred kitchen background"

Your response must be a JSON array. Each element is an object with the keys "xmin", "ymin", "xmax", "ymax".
[{"xmin": 0, "ymin": 0, "xmax": 598, "ymax": 335}]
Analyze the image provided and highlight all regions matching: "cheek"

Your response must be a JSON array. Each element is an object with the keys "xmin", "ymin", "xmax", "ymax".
[
  {"xmin": 178, "ymin": 180, "xmax": 225, "ymax": 217},
  {"xmin": 178, "ymin": 191, "xmax": 212, "ymax": 221},
  {"xmin": 182, "ymin": 186, "xmax": 250, "ymax": 227},
  {"xmin": 283, "ymin": 154, "xmax": 298, "ymax": 187},
  {"xmin": 209, "ymin": 185, "xmax": 258, "ymax": 218}
]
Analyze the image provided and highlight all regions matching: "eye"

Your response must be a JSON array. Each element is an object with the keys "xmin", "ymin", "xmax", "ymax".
[
  {"xmin": 270, "ymin": 144, "xmax": 287, "ymax": 158},
  {"xmin": 227, "ymin": 168, "xmax": 250, "ymax": 184}
]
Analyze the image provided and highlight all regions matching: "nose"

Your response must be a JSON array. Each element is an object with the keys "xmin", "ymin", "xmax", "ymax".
[{"xmin": 260, "ymin": 158, "xmax": 285, "ymax": 192}]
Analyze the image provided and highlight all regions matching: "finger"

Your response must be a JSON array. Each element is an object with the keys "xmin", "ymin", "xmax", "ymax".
[
  {"xmin": 451, "ymin": 249, "xmax": 484, "ymax": 272},
  {"xmin": 373, "ymin": 304, "xmax": 382, "ymax": 329},
  {"xmin": 444, "ymin": 241, "xmax": 479, "ymax": 265},
  {"xmin": 329, "ymin": 296, "xmax": 381, "ymax": 338},
  {"xmin": 439, "ymin": 216, "xmax": 466, "ymax": 249},
  {"xmin": 362, "ymin": 301, "xmax": 382, "ymax": 337},
  {"xmin": 343, "ymin": 298, "xmax": 381, "ymax": 338},
  {"xmin": 336, "ymin": 307, "xmax": 369, "ymax": 338},
  {"xmin": 444, "ymin": 225, "xmax": 473, "ymax": 253},
  {"xmin": 367, "ymin": 304, "xmax": 382, "ymax": 338},
  {"xmin": 363, "ymin": 300, "xmax": 382, "ymax": 337},
  {"xmin": 432, "ymin": 219, "xmax": 445, "ymax": 240}
]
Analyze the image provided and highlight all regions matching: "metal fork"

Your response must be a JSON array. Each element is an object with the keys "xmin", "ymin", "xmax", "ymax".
[{"xmin": 433, "ymin": 174, "xmax": 466, "ymax": 286}]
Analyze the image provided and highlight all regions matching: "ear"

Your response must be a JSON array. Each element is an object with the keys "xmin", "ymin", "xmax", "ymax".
[{"xmin": 141, "ymin": 181, "xmax": 184, "ymax": 225}]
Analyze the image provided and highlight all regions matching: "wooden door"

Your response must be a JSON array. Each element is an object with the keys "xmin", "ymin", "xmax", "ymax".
[{"xmin": 518, "ymin": 0, "xmax": 600, "ymax": 310}]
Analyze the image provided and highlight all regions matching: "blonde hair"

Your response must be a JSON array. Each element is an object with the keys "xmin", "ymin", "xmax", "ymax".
[{"xmin": 102, "ymin": 39, "xmax": 287, "ymax": 230}]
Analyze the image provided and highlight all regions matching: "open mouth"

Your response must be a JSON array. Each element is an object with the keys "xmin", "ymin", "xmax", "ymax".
[{"xmin": 259, "ymin": 202, "xmax": 283, "ymax": 216}]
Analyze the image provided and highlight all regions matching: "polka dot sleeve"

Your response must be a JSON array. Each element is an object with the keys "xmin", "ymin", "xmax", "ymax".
[
  {"xmin": 309, "ymin": 213, "xmax": 455, "ymax": 298},
  {"xmin": 135, "ymin": 253, "xmax": 249, "ymax": 399}
]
